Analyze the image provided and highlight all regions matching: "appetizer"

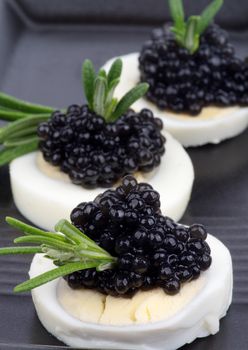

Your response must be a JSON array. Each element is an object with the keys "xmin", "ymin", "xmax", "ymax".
[
  {"xmin": 0, "ymin": 59, "xmax": 194, "ymax": 229},
  {"xmin": 103, "ymin": 0, "xmax": 248, "ymax": 146},
  {"xmin": 0, "ymin": 176, "xmax": 232, "ymax": 350}
]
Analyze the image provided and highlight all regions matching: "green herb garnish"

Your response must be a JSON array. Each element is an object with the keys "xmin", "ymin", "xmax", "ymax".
[
  {"xmin": 0, "ymin": 58, "xmax": 148, "ymax": 166},
  {"xmin": 169, "ymin": 0, "xmax": 223, "ymax": 54},
  {"xmin": 0, "ymin": 216, "xmax": 116, "ymax": 293},
  {"xmin": 82, "ymin": 59, "xmax": 148, "ymax": 122},
  {"xmin": 0, "ymin": 92, "xmax": 55, "ymax": 114},
  {"xmin": 0, "ymin": 95, "xmax": 55, "ymax": 166}
]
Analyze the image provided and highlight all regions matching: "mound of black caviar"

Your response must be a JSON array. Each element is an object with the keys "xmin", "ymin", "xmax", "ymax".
[
  {"xmin": 67, "ymin": 175, "xmax": 211, "ymax": 297},
  {"xmin": 37, "ymin": 106, "xmax": 165, "ymax": 188},
  {"xmin": 139, "ymin": 24, "xmax": 248, "ymax": 115}
]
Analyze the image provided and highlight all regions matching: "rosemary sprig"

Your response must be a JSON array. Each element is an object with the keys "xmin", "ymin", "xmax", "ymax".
[
  {"xmin": 0, "ymin": 58, "xmax": 149, "ymax": 166},
  {"xmin": 82, "ymin": 59, "xmax": 149, "ymax": 122},
  {"xmin": 0, "ymin": 217, "xmax": 117, "ymax": 293},
  {"xmin": 0, "ymin": 113, "xmax": 51, "ymax": 166},
  {"xmin": 0, "ymin": 92, "xmax": 56, "ymax": 166},
  {"xmin": 169, "ymin": 0, "xmax": 223, "ymax": 54},
  {"xmin": 0, "ymin": 114, "xmax": 50, "ymax": 143}
]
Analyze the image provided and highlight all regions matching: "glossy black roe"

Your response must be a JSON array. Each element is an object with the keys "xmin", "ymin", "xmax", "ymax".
[
  {"xmin": 139, "ymin": 24, "xmax": 248, "ymax": 115},
  {"xmin": 37, "ymin": 106, "xmax": 165, "ymax": 188},
  {"xmin": 67, "ymin": 176, "xmax": 212, "ymax": 297}
]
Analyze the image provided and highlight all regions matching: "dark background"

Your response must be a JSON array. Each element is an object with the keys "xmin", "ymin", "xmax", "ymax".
[
  {"xmin": 0, "ymin": 0, "xmax": 248, "ymax": 349},
  {"xmin": 5, "ymin": 0, "xmax": 248, "ymax": 29}
]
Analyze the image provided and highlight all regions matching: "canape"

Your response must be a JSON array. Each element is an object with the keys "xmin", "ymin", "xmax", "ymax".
[
  {"xmin": 103, "ymin": 0, "xmax": 248, "ymax": 147},
  {"xmin": 0, "ymin": 176, "xmax": 232, "ymax": 350},
  {"xmin": 0, "ymin": 59, "xmax": 194, "ymax": 230}
]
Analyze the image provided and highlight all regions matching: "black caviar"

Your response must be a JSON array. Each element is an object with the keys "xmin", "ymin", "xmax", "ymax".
[
  {"xmin": 66, "ymin": 175, "xmax": 212, "ymax": 296},
  {"xmin": 139, "ymin": 24, "xmax": 248, "ymax": 115},
  {"xmin": 37, "ymin": 106, "xmax": 165, "ymax": 188}
]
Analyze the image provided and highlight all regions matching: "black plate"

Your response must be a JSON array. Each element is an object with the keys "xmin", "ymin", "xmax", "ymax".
[{"xmin": 0, "ymin": 0, "xmax": 248, "ymax": 349}]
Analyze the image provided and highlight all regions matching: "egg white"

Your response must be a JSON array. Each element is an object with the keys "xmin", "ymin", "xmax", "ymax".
[
  {"xmin": 102, "ymin": 53, "xmax": 248, "ymax": 147},
  {"xmin": 10, "ymin": 131, "xmax": 194, "ymax": 231},
  {"xmin": 29, "ymin": 234, "xmax": 233, "ymax": 350}
]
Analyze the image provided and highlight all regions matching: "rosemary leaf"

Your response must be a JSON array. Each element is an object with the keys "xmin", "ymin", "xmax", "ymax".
[
  {"xmin": 198, "ymin": 0, "xmax": 223, "ymax": 35},
  {"xmin": 111, "ymin": 83, "xmax": 149, "ymax": 121},
  {"xmin": 7, "ymin": 126, "xmax": 38, "ymax": 140},
  {"xmin": 22, "ymin": 230, "xmax": 69, "ymax": 244},
  {"xmin": 34, "ymin": 232, "xmax": 70, "ymax": 244},
  {"xmin": 0, "ymin": 110, "xmax": 30, "ymax": 121},
  {"xmin": 0, "ymin": 92, "xmax": 54, "ymax": 114},
  {"xmin": 4, "ymin": 136, "xmax": 39, "ymax": 148},
  {"xmin": 0, "ymin": 246, "xmax": 42, "ymax": 255},
  {"xmin": 105, "ymin": 78, "xmax": 120, "ymax": 110},
  {"xmin": 82, "ymin": 60, "xmax": 95, "ymax": 110},
  {"xmin": 98, "ymin": 69, "xmax": 107, "ymax": 80},
  {"xmin": 0, "ymin": 140, "xmax": 38, "ymax": 166},
  {"xmin": 169, "ymin": 0, "xmax": 185, "ymax": 32},
  {"xmin": 14, "ymin": 261, "xmax": 100, "ymax": 293},
  {"xmin": 96, "ymin": 261, "xmax": 116, "ymax": 272},
  {"xmin": 14, "ymin": 235, "xmax": 75, "ymax": 252},
  {"xmin": 0, "ymin": 106, "xmax": 13, "ymax": 111},
  {"xmin": 55, "ymin": 219, "xmax": 88, "ymax": 246},
  {"xmin": 0, "ymin": 114, "xmax": 50, "ymax": 142},
  {"xmin": 6, "ymin": 217, "xmax": 60, "ymax": 238},
  {"xmin": 104, "ymin": 98, "xmax": 118, "ymax": 122},
  {"xmin": 93, "ymin": 76, "xmax": 107, "ymax": 117},
  {"xmin": 77, "ymin": 248, "xmax": 115, "ymax": 261},
  {"xmin": 6, "ymin": 217, "xmax": 75, "ymax": 245},
  {"xmin": 107, "ymin": 58, "xmax": 123, "ymax": 85},
  {"xmin": 170, "ymin": 27, "xmax": 185, "ymax": 46},
  {"xmin": 184, "ymin": 16, "xmax": 200, "ymax": 54}
]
